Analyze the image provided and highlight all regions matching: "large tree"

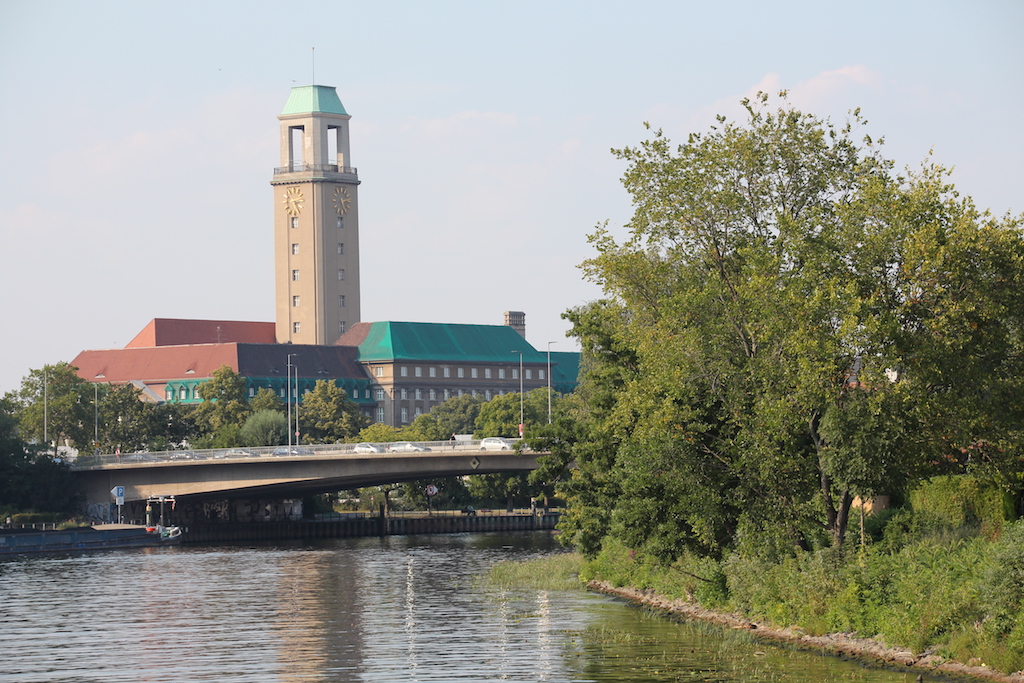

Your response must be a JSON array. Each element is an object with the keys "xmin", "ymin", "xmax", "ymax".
[
  {"xmin": 14, "ymin": 363, "xmax": 95, "ymax": 451},
  {"xmin": 562, "ymin": 93, "xmax": 1024, "ymax": 560},
  {"xmin": 191, "ymin": 365, "xmax": 250, "ymax": 444},
  {"xmin": 299, "ymin": 380, "xmax": 368, "ymax": 442}
]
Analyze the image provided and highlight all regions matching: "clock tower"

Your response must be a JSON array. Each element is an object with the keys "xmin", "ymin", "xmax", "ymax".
[{"xmin": 271, "ymin": 85, "xmax": 361, "ymax": 345}]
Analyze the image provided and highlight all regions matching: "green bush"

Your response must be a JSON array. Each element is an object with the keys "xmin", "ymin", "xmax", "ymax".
[{"xmin": 910, "ymin": 475, "xmax": 1009, "ymax": 539}]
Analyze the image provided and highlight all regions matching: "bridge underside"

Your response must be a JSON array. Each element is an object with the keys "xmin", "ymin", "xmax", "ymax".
[{"xmin": 75, "ymin": 451, "xmax": 540, "ymax": 506}]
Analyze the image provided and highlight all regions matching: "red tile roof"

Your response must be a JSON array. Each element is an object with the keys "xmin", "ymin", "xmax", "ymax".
[
  {"xmin": 126, "ymin": 318, "xmax": 276, "ymax": 348},
  {"xmin": 72, "ymin": 345, "xmax": 243, "ymax": 383}
]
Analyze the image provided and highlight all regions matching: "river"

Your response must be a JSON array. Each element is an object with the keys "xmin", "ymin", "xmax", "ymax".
[{"xmin": 1, "ymin": 531, "xmax": 925, "ymax": 682}]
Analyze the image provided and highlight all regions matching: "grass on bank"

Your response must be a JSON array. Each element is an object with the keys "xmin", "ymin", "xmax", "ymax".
[
  {"xmin": 485, "ymin": 551, "xmax": 587, "ymax": 591},
  {"xmin": 580, "ymin": 514, "xmax": 1024, "ymax": 675}
]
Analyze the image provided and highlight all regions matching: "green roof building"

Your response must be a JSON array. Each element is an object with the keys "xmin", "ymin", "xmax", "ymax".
[{"xmin": 338, "ymin": 320, "xmax": 579, "ymax": 426}]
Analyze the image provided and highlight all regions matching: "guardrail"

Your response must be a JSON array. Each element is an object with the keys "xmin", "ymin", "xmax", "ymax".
[{"xmin": 71, "ymin": 438, "xmax": 526, "ymax": 469}]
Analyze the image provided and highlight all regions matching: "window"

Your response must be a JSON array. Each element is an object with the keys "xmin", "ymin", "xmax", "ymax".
[
  {"xmin": 512, "ymin": 368, "xmax": 518, "ymax": 379},
  {"xmin": 352, "ymin": 389, "xmax": 358, "ymax": 399},
  {"xmin": 472, "ymin": 390, "xmax": 478, "ymax": 398},
  {"xmin": 499, "ymin": 368, "xmax": 506, "ymax": 379},
  {"xmin": 179, "ymin": 386, "xmax": 186, "ymax": 401},
  {"xmin": 429, "ymin": 389, "xmax": 436, "ymax": 400},
  {"xmin": 337, "ymin": 217, "xmax": 344, "ymax": 229},
  {"xmin": 484, "ymin": 368, "xmax": 491, "ymax": 379},
  {"xmin": 539, "ymin": 369, "xmax": 546, "ymax": 380},
  {"xmin": 338, "ymin": 269, "xmax": 345, "ymax": 281},
  {"xmin": 443, "ymin": 367, "xmax": 451, "ymax": 378},
  {"xmin": 485, "ymin": 390, "xmax": 492, "ymax": 400},
  {"xmin": 291, "ymin": 243, "xmax": 299, "ymax": 254},
  {"xmin": 337, "ymin": 243, "xmax": 344, "ymax": 254},
  {"xmin": 292, "ymin": 295, "xmax": 300, "ymax": 307},
  {"xmin": 457, "ymin": 368, "xmax": 465, "ymax": 378},
  {"xmin": 400, "ymin": 366, "xmax": 408, "ymax": 377},
  {"xmin": 375, "ymin": 366, "xmax": 384, "ymax": 377},
  {"xmin": 415, "ymin": 389, "xmax": 422, "ymax": 400},
  {"xmin": 375, "ymin": 388, "xmax": 385, "ymax": 400},
  {"xmin": 376, "ymin": 407, "xmax": 385, "ymax": 422},
  {"xmin": 401, "ymin": 388, "xmax": 408, "ymax": 399},
  {"xmin": 471, "ymin": 368, "xmax": 478, "ymax": 378},
  {"xmin": 415, "ymin": 367, "xmax": 422, "ymax": 377},
  {"xmin": 293, "ymin": 322, "xmax": 301, "ymax": 334},
  {"xmin": 291, "ymin": 217, "xmax": 299, "ymax": 229},
  {"xmin": 458, "ymin": 389, "xmax": 464, "ymax": 397},
  {"xmin": 339, "ymin": 295, "xmax": 346, "ymax": 307},
  {"xmin": 443, "ymin": 389, "xmax": 450, "ymax": 400},
  {"xmin": 526, "ymin": 369, "xmax": 533, "ymax": 380},
  {"xmin": 415, "ymin": 407, "xmax": 422, "ymax": 417},
  {"xmin": 339, "ymin": 321, "xmax": 345, "ymax": 334},
  {"xmin": 165, "ymin": 388, "xmax": 172, "ymax": 401},
  {"xmin": 292, "ymin": 269, "xmax": 300, "ymax": 281},
  {"xmin": 365, "ymin": 389, "xmax": 370, "ymax": 399},
  {"xmin": 401, "ymin": 407, "xmax": 408, "ymax": 423},
  {"xmin": 429, "ymin": 367, "xmax": 436, "ymax": 378}
]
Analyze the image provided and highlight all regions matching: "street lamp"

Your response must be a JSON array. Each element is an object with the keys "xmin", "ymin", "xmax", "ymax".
[
  {"xmin": 547, "ymin": 341, "xmax": 557, "ymax": 423},
  {"xmin": 511, "ymin": 350, "xmax": 523, "ymax": 437},
  {"xmin": 286, "ymin": 353, "xmax": 298, "ymax": 448}
]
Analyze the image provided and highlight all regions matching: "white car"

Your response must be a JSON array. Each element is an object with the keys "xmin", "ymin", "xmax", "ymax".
[
  {"xmin": 480, "ymin": 437, "xmax": 514, "ymax": 451},
  {"xmin": 354, "ymin": 443, "xmax": 385, "ymax": 454},
  {"xmin": 386, "ymin": 442, "xmax": 431, "ymax": 453}
]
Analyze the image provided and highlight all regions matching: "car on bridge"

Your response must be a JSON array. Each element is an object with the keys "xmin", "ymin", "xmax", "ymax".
[
  {"xmin": 480, "ymin": 437, "xmax": 514, "ymax": 451},
  {"xmin": 386, "ymin": 442, "xmax": 431, "ymax": 453},
  {"xmin": 167, "ymin": 451, "xmax": 204, "ymax": 461},
  {"xmin": 272, "ymin": 446, "xmax": 314, "ymax": 456},
  {"xmin": 218, "ymin": 448, "xmax": 258, "ymax": 459},
  {"xmin": 354, "ymin": 443, "xmax": 385, "ymax": 454}
]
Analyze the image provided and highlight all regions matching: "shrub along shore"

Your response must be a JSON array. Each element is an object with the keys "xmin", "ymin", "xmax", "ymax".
[
  {"xmin": 488, "ymin": 492, "xmax": 1024, "ymax": 683},
  {"xmin": 577, "ymin": 506, "xmax": 1024, "ymax": 683}
]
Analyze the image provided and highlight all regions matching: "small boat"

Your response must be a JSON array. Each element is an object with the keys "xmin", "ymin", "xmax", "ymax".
[{"xmin": 0, "ymin": 524, "xmax": 183, "ymax": 556}]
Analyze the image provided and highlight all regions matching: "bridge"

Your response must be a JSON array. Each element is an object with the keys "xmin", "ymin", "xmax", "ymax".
[{"xmin": 72, "ymin": 440, "xmax": 543, "ymax": 523}]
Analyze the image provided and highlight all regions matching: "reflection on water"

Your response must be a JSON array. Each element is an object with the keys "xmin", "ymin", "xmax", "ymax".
[{"xmin": 0, "ymin": 533, "xmax": 920, "ymax": 682}]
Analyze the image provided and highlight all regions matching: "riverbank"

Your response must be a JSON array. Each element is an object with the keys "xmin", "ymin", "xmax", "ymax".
[{"xmin": 588, "ymin": 580, "xmax": 1024, "ymax": 683}]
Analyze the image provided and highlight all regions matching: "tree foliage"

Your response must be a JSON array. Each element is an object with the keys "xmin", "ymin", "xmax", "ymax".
[
  {"xmin": 299, "ymin": 380, "xmax": 369, "ymax": 443},
  {"xmin": 559, "ymin": 93, "xmax": 1024, "ymax": 561},
  {"xmin": 0, "ymin": 396, "xmax": 83, "ymax": 515},
  {"xmin": 241, "ymin": 409, "xmax": 288, "ymax": 447}
]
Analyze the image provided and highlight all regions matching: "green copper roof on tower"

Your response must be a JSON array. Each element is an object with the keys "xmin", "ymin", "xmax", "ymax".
[{"xmin": 281, "ymin": 85, "xmax": 348, "ymax": 116}]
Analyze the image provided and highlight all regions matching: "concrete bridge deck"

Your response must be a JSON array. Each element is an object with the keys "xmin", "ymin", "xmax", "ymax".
[{"xmin": 73, "ymin": 440, "xmax": 542, "ymax": 506}]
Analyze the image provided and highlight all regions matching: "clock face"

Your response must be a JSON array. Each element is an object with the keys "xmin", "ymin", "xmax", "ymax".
[
  {"xmin": 332, "ymin": 186, "xmax": 352, "ymax": 215},
  {"xmin": 283, "ymin": 187, "xmax": 304, "ymax": 216}
]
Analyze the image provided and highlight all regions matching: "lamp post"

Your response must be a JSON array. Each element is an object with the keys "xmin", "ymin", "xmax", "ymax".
[
  {"xmin": 43, "ymin": 369, "xmax": 49, "ymax": 457},
  {"xmin": 286, "ymin": 354, "xmax": 298, "ymax": 449},
  {"xmin": 546, "ymin": 341, "xmax": 557, "ymax": 423},
  {"xmin": 511, "ymin": 351, "xmax": 523, "ymax": 437}
]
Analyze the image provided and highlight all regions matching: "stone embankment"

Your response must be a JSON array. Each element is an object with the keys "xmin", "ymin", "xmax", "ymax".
[{"xmin": 589, "ymin": 580, "xmax": 1024, "ymax": 683}]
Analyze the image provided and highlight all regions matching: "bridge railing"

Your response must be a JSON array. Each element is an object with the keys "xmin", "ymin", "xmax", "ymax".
[{"xmin": 71, "ymin": 438, "xmax": 526, "ymax": 469}]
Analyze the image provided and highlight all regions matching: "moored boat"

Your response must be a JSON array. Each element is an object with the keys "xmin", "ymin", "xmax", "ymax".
[{"xmin": 0, "ymin": 523, "xmax": 183, "ymax": 555}]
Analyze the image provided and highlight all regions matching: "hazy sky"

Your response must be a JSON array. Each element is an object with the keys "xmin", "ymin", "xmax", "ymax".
[{"xmin": 1, "ymin": 0, "xmax": 1021, "ymax": 395}]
